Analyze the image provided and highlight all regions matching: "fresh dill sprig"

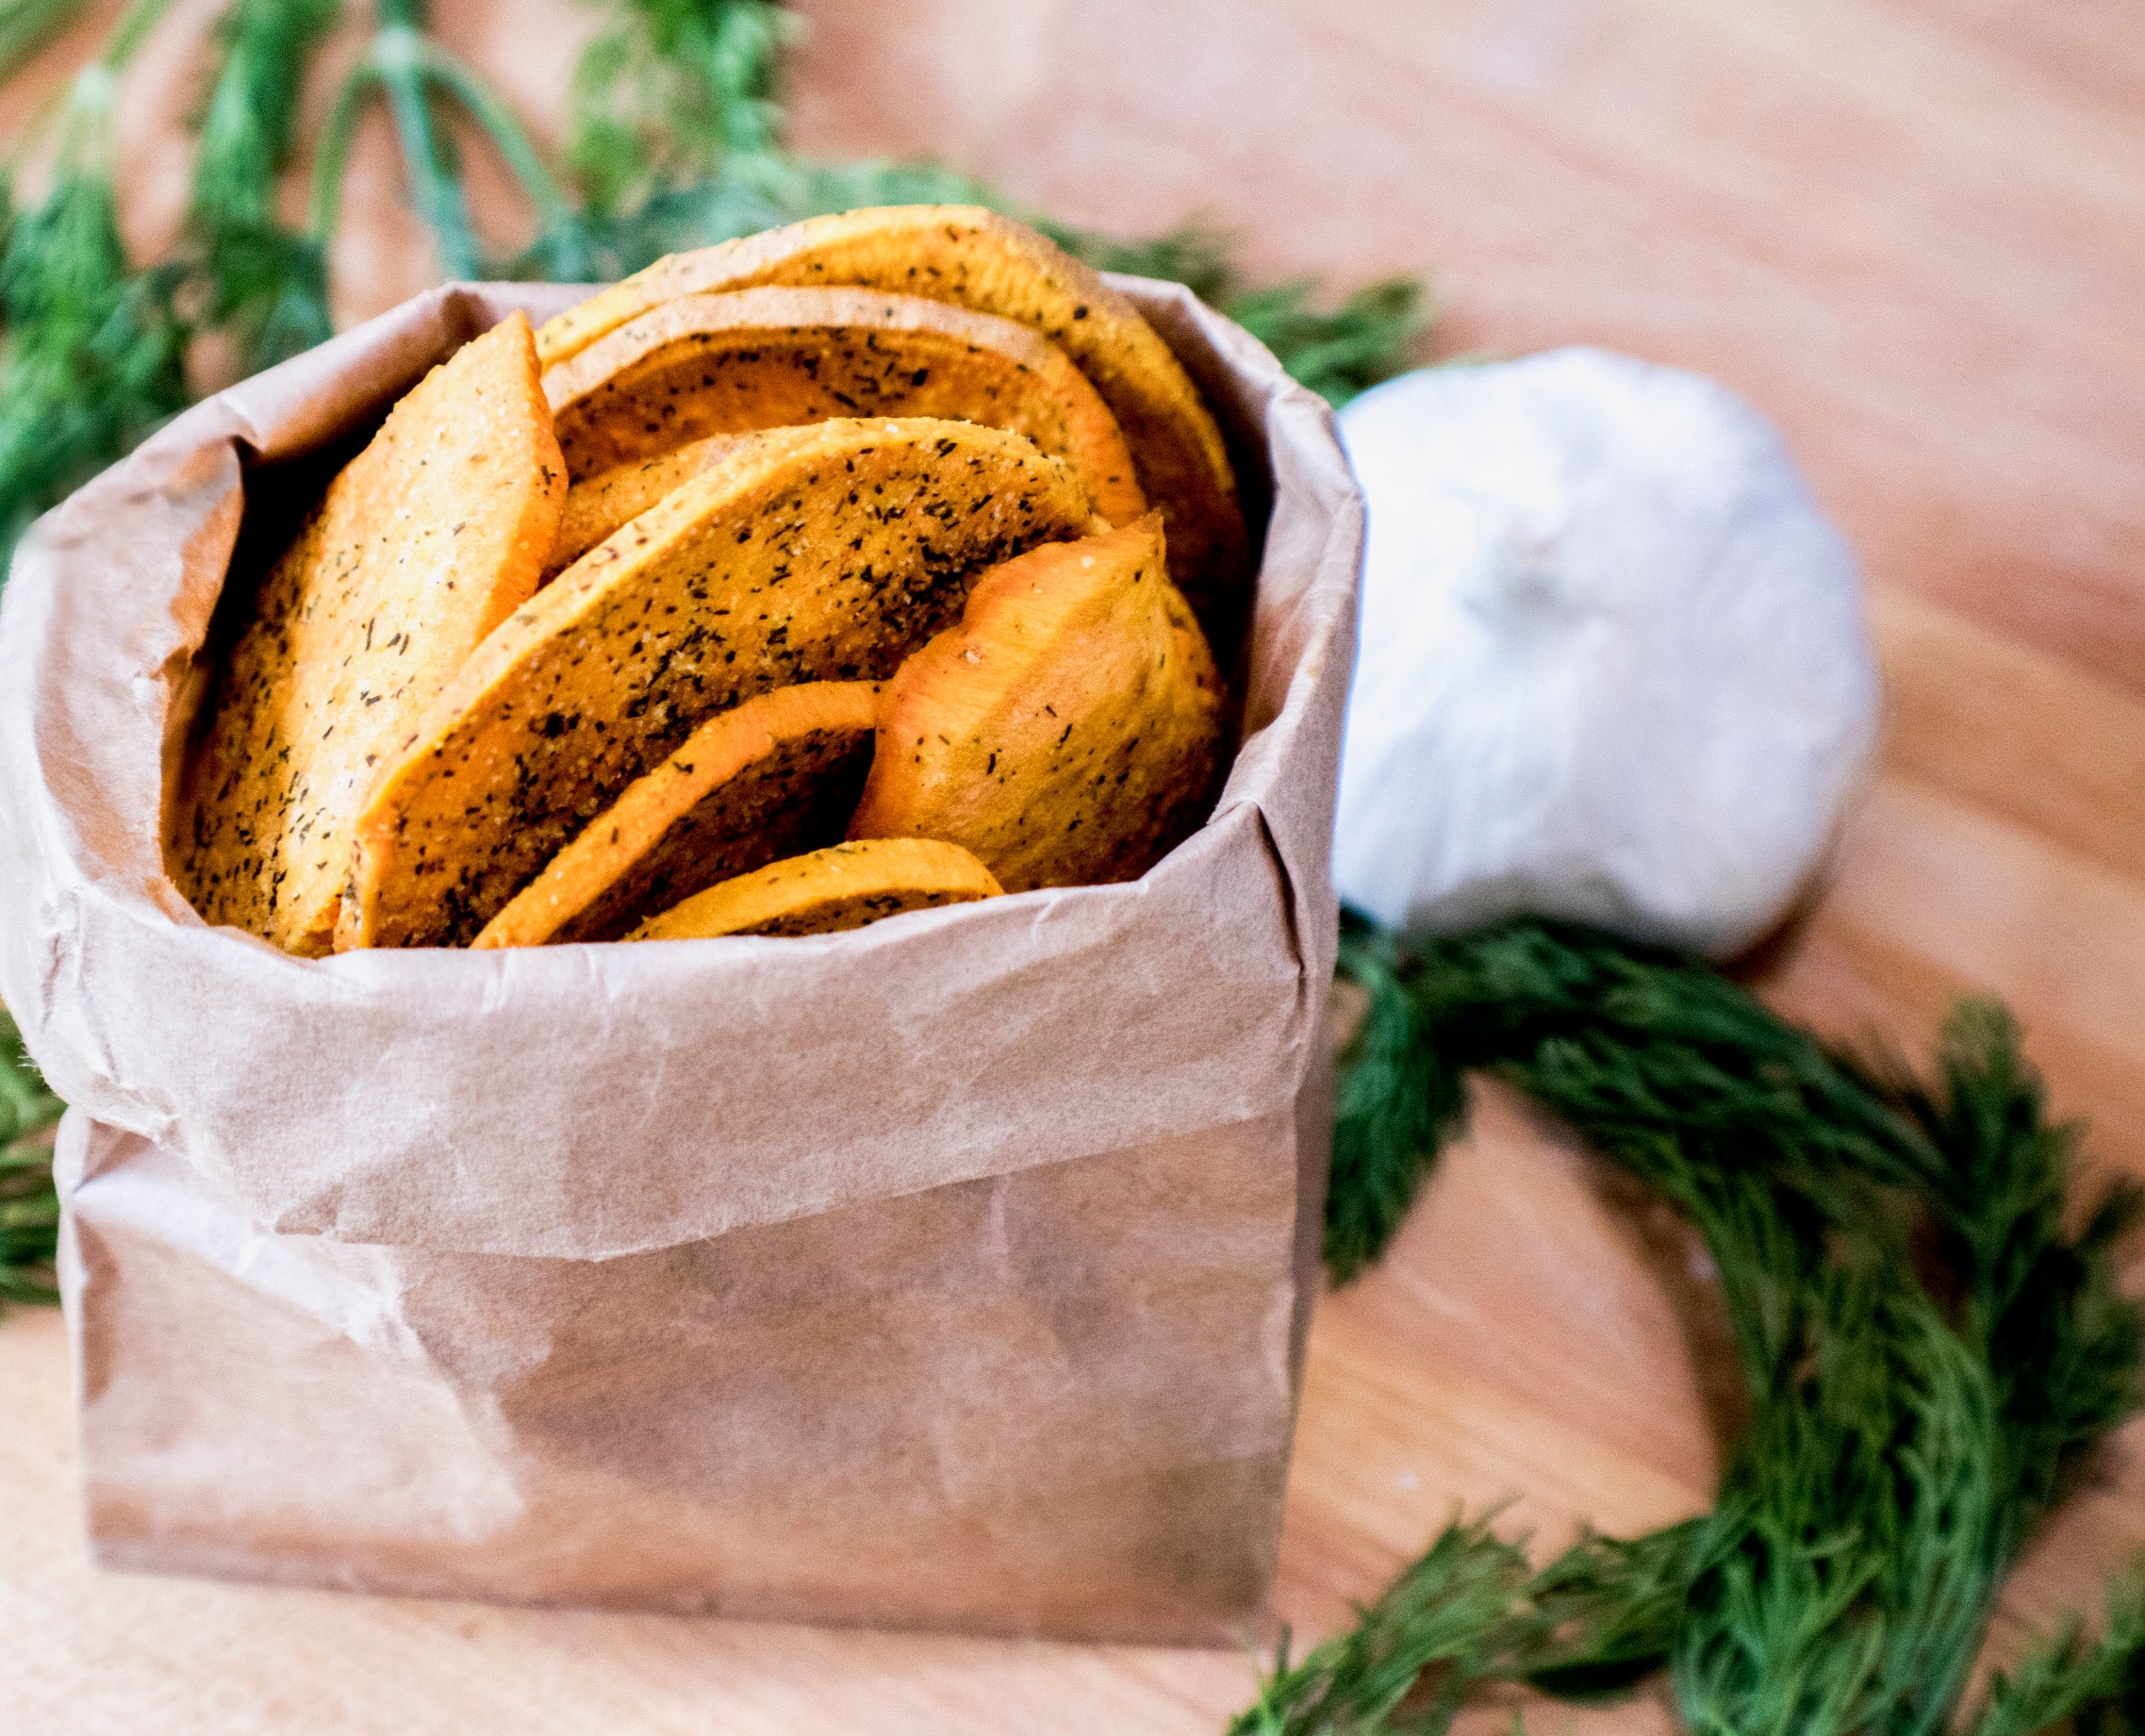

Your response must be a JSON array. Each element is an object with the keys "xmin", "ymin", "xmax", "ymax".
[
  {"xmin": 308, "ymin": 0, "xmax": 594, "ymax": 292},
  {"xmin": 1297, "ymin": 915, "xmax": 2145, "ymax": 1736},
  {"xmin": 0, "ymin": 0, "xmax": 342, "ymax": 558},
  {"xmin": 1962, "ymin": 1567, "xmax": 2145, "ymax": 1736},
  {"xmin": 551, "ymin": 0, "xmax": 1431, "ymax": 393},
  {"xmin": 0, "ymin": 1005, "xmax": 64, "ymax": 1308},
  {"xmin": 565, "ymin": 0, "xmax": 792, "ymax": 217},
  {"xmin": 1038, "ymin": 213, "xmax": 1428, "ymax": 405},
  {"xmin": 1231, "ymin": 1517, "xmax": 1706, "ymax": 1736},
  {"xmin": 0, "ymin": 0, "xmax": 1426, "ymax": 562},
  {"xmin": 1327, "ymin": 917, "xmax": 1450, "ymax": 1283},
  {"xmin": 1231, "ymin": 1514, "xmax": 1541, "ymax": 1736},
  {"xmin": 1036, "ymin": 219, "xmax": 1237, "ymax": 303},
  {"xmin": 184, "ymin": 0, "xmax": 340, "ymax": 374},
  {"xmin": 1220, "ymin": 277, "xmax": 1428, "ymax": 406},
  {"xmin": 0, "ymin": 0, "xmax": 190, "ymax": 555},
  {"xmin": 0, "ymin": 0, "xmax": 88, "ymax": 89}
]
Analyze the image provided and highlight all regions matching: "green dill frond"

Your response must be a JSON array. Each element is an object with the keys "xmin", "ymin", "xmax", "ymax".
[
  {"xmin": 1962, "ymin": 1564, "xmax": 2145, "ymax": 1736},
  {"xmin": 1310, "ymin": 917, "xmax": 2145, "ymax": 1736},
  {"xmin": 196, "ymin": 219, "xmax": 330, "ymax": 373},
  {"xmin": 0, "ymin": 1005, "xmax": 63, "ymax": 1308},
  {"xmin": 1522, "ymin": 1522, "xmax": 1701, "ymax": 1698},
  {"xmin": 1038, "ymin": 219, "xmax": 1239, "ymax": 305},
  {"xmin": 185, "ymin": 0, "xmax": 340, "ymax": 372},
  {"xmin": 309, "ymin": 0, "xmax": 597, "ymax": 293},
  {"xmin": 1861, "ymin": 1003, "xmax": 2145, "ymax": 1537},
  {"xmin": 0, "ymin": 174, "xmax": 190, "ymax": 551},
  {"xmin": 543, "ymin": 168, "xmax": 784, "ymax": 277},
  {"xmin": 1221, "ymin": 276, "xmax": 1429, "ymax": 405},
  {"xmin": 565, "ymin": 0, "xmax": 794, "ymax": 216},
  {"xmin": 0, "ymin": 50, "xmax": 190, "ymax": 559},
  {"xmin": 0, "ymin": 1006, "xmax": 61, "ymax": 1152},
  {"xmin": 0, "ymin": 1143, "xmax": 58, "ymax": 1305},
  {"xmin": 1040, "ymin": 216, "xmax": 1431, "ymax": 401},
  {"xmin": 1229, "ymin": 1513, "xmax": 1540, "ymax": 1736},
  {"xmin": 767, "ymin": 154, "xmax": 994, "ymax": 223},
  {"xmin": 190, "ymin": 0, "xmax": 338, "ymax": 233},
  {"xmin": 367, "ymin": 0, "xmax": 477, "ymax": 279},
  {"xmin": 0, "ymin": 0, "xmax": 89, "ymax": 88},
  {"xmin": 1229, "ymin": 1515, "xmax": 1708, "ymax": 1734},
  {"xmin": 1328, "ymin": 909, "xmax": 1462, "ymax": 1282},
  {"xmin": 998, "ymin": 197, "xmax": 1432, "ymax": 400}
]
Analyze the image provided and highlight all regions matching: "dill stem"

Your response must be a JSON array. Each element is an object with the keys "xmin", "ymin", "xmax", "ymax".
[
  {"xmin": 311, "ymin": 4, "xmax": 587, "ymax": 284},
  {"xmin": 0, "ymin": 0, "xmax": 180, "ymax": 187},
  {"xmin": 0, "ymin": 1008, "xmax": 60, "ymax": 1313},
  {"xmin": 0, "ymin": 75, "xmax": 64, "ymax": 174},
  {"xmin": 0, "ymin": 0, "xmax": 87, "ymax": 88},
  {"xmin": 93, "ymin": 0, "xmax": 177, "ymax": 72},
  {"xmin": 406, "ymin": 35, "xmax": 589, "ymax": 276},
  {"xmin": 305, "ymin": 59, "xmax": 375, "ymax": 246},
  {"xmin": 366, "ymin": 2, "xmax": 477, "ymax": 280}
]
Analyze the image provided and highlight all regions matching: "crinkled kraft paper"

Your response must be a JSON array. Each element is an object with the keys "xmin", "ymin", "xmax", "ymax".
[{"xmin": 0, "ymin": 278, "xmax": 1362, "ymax": 1643}]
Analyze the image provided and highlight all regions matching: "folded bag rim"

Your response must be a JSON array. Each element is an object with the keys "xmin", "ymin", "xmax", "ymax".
[{"xmin": 0, "ymin": 273, "xmax": 1362, "ymax": 1263}]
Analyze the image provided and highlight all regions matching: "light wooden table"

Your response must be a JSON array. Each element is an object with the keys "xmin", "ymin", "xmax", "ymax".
[{"xmin": 7, "ymin": 1, "xmax": 2145, "ymax": 1729}]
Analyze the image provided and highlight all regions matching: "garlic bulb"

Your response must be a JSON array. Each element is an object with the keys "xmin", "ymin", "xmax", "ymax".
[{"xmin": 1332, "ymin": 348, "xmax": 1879, "ymax": 958}]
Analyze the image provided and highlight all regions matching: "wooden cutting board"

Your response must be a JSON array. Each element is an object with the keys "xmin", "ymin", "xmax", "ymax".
[{"xmin": 7, "ymin": 1, "xmax": 2145, "ymax": 1729}]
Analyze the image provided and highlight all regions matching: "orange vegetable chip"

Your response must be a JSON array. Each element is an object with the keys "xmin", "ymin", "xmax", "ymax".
[
  {"xmin": 849, "ymin": 514, "xmax": 1224, "ymax": 891},
  {"xmin": 545, "ymin": 286, "xmax": 1144, "ymax": 526},
  {"xmin": 536, "ymin": 206, "xmax": 1246, "ymax": 637},
  {"xmin": 627, "ymin": 838, "xmax": 1002, "ymax": 941},
  {"xmin": 342, "ymin": 418, "xmax": 1090, "ymax": 950},
  {"xmin": 472, "ymin": 680, "xmax": 880, "ymax": 949},
  {"xmin": 170, "ymin": 312, "xmax": 565, "ymax": 955}
]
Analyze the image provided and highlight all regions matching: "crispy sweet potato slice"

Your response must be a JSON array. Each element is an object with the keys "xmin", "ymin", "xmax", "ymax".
[
  {"xmin": 545, "ymin": 422, "xmax": 1114, "ymax": 583},
  {"xmin": 849, "ymin": 514, "xmax": 1224, "ymax": 892},
  {"xmin": 544, "ymin": 429, "xmax": 785, "ymax": 578},
  {"xmin": 545, "ymin": 286, "xmax": 1145, "ymax": 524},
  {"xmin": 536, "ymin": 207, "xmax": 1246, "ymax": 637},
  {"xmin": 169, "ymin": 312, "xmax": 565, "ymax": 956},
  {"xmin": 471, "ymin": 680, "xmax": 880, "ymax": 949},
  {"xmin": 627, "ymin": 838, "xmax": 1002, "ymax": 941},
  {"xmin": 341, "ymin": 417, "xmax": 1090, "ymax": 950}
]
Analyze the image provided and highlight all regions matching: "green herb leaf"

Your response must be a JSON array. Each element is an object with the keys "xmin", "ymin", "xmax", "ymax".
[
  {"xmin": 1221, "ymin": 277, "xmax": 1428, "ymax": 405},
  {"xmin": 1229, "ymin": 1513, "xmax": 1540, "ymax": 1736},
  {"xmin": 0, "ymin": 0, "xmax": 90, "ymax": 89},
  {"xmin": 1962, "ymin": 1566, "xmax": 2145, "ymax": 1736},
  {"xmin": 186, "ymin": 0, "xmax": 340, "ymax": 373},
  {"xmin": 0, "ymin": 60, "xmax": 189, "ymax": 556},
  {"xmin": 549, "ymin": 2, "xmax": 1429, "ymax": 398},
  {"xmin": 565, "ymin": 0, "xmax": 793, "ymax": 217},
  {"xmin": 0, "ymin": 1005, "xmax": 63, "ymax": 1308},
  {"xmin": 1287, "ymin": 916, "xmax": 2145, "ymax": 1736},
  {"xmin": 0, "ymin": 0, "xmax": 1427, "ymax": 569},
  {"xmin": 1327, "ymin": 912, "xmax": 1456, "ymax": 1283}
]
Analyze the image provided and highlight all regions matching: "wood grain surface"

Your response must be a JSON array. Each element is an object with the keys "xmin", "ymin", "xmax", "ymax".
[{"xmin": 7, "ymin": 1, "xmax": 2145, "ymax": 1730}]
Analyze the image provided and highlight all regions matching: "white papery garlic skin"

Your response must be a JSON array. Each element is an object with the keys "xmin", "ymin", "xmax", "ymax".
[{"xmin": 1332, "ymin": 348, "xmax": 1880, "ymax": 958}]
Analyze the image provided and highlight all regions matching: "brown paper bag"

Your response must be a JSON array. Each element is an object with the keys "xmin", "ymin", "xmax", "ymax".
[{"xmin": 0, "ymin": 276, "xmax": 1362, "ymax": 1644}]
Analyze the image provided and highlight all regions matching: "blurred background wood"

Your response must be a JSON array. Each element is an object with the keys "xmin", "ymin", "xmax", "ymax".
[{"xmin": 5, "ymin": 0, "xmax": 2143, "ymax": 1729}]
